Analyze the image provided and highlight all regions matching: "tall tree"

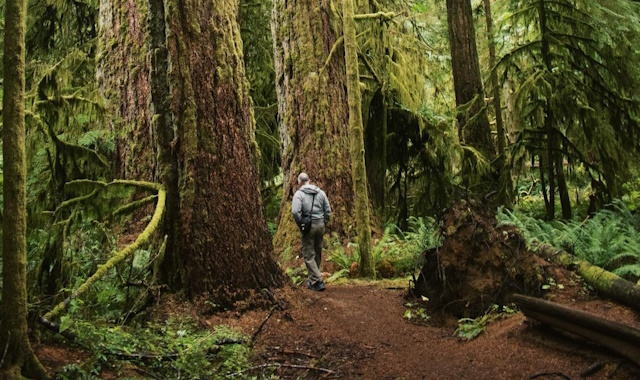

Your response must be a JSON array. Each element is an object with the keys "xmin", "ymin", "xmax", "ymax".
[
  {"xmin": 271, "ymin": 0, "xmax": 355, "ymax": 250},
  {"xmin": 446, "ymin": 0, "xmax": 495, "ymax": 187},
  {"xmin": 98, "ymin": 0, "xmax": 283, "ymax": 306},
  {"xmin": 343, "ymin": 0, "xmax": 375, "ymax": 277},
  {"xmin": 484, "ymin": 0, "xmax": 513, "ymax": 205},
  {"xmin": 0, "ymin": 0, "xmax": 48, "ymax": 377},
  {"xmin": 501, "ymin": 0, "xmax": 640, "ymax": 219}
]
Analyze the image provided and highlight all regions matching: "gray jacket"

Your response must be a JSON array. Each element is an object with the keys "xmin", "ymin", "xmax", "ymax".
[{"xmin": 292, "ymin": 184, "xmax": 331, "ymax": 224}]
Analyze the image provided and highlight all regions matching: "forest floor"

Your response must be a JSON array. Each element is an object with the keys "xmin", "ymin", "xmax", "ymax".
[
  {"xmin": 35, "ymin": 268, "xmax": 640, "ymax": 379},
  {"xmin": 240, "ymin": 280, "xmax": 640, "ymax": 380}
]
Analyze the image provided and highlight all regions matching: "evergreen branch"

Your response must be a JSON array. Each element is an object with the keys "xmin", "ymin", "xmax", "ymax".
[
  {"xmin": 496, "ymin": 41, "xmax": 542, "ymax": 69},
  {"xmin": 543, "ymin": 0, "xmax": 593, "ymax": 20},
  {"xmin": 545, "ymin": 9, "xmax": 595, "ymax": 30},
  {"xmin": 42, "ymin": 181, "xmax": 165, "ymax": 322}
]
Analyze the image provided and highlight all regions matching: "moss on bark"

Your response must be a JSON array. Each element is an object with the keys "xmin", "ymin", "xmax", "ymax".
[
  {"xmin": 343, "ymin": 0, "xmax": 374, "ymax": 277},
  {"xmin": 1, "ymin": 0, "xmax": 48, "ymax": 377},
  {"xmin": 272, "ymin": 0, "xmax": 357, "ymax": 255}
]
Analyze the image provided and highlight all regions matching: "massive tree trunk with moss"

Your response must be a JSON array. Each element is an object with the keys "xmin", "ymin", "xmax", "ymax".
[
  {"xmin": 343, "ymin": 0, "xmax": 374, "ymax": 277},
  {"xmin": 0, "ymin": 0, "xmax": 48, "ymax": 378},
  {"xmin": 271, "ymin": 0, "xmax": 355, "ymax": 251},
  {"xmin": 98, "ymin": 0, "xmax": 283, "ymax": 305},
  {"xmin": 446, "ymin": 0, "xmax": 495, "ymax": 176}
]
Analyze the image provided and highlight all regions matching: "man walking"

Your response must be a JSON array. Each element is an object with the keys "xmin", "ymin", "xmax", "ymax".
[{"xmin": 292, "ymin": 172, "xmax": 331, "ymax": 291}]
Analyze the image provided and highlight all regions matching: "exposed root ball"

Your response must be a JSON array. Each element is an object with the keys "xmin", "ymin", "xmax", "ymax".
[{"xmin": 414, "ymin": 200, "xmax": 543, "ymax": 317}]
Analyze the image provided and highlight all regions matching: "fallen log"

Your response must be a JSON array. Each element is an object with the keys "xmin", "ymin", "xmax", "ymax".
[
  {"xmin": 512, "ymin": 294, "xmax": 640, "ymax": 366},
  {"xmin": 538, "ymin": 245, "xmax": 640, "ymax": 312}
]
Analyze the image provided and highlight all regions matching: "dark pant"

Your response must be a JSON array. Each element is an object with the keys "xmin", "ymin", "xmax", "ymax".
[{"xmin": 301, "ymin": 220, "xmax": 325, "ymax": 284}]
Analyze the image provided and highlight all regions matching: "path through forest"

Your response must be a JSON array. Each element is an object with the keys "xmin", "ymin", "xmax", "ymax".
[{"xmin": 241, "ymin": 283, "xmax": 639, "ymax": 379}]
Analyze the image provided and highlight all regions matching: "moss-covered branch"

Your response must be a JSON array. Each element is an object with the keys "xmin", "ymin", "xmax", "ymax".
[
  {"xmin": 538, "ymin": 246, "xmax": 640, "ymax": 312},
  {"xmin": 353, "ymin": 11, "xmax": 396, "ymax": 21},
  {"xmin": 42, "ymin": 181, "xmax": 165, "ymax": 321},
  {"xmin": 112, "ymin": 194, "xmax": 158, "ymax": 217}
]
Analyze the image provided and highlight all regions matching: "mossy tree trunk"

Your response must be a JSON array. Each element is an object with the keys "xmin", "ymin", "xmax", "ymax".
[
  {"xmin": 483, "ymin": 0, "xmax": 513, "ymax": 206},
  {"xmin": 538, "ymin": 0, "xmax": 571, "ymax": 220},
  {"xmin": 0, "ymin": 0, "xmax": 49, "ymax": 377},
  {"xmin": 343, "ymin": 0, "xmax": 374, "ymax": 277},
  {"xmin": 446, "ymin": 0, "xmax": 496, "ymax": 184},
  {"xmin": 271, "ymin": 0, "xmax": 355, "ymax": 252},
  {"xmin": 164, "ymin": 0, "xmax": 283, "ymax": 303},
  {"xmin": 98, "ymin": 0, "xmax": 284, "ymax": 305}
]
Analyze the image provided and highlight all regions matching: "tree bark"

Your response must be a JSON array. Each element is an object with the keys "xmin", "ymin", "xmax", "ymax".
[
  {"xmin": 513, "ymin": 294, "xmax": 640, "ymax": 365},
  {"xmin": 98, "ymin": 0, "xmax": 284, "ymax": 305},
  {"xmin": 0, "ymin": 0, "xmax": 48, "ymax": 377},
  {"xmin": 484, "ymin": 0, "xmax": 512, "ymax": 205},
  {"xmin": 343, "ymin": 0, "xmax": 374, "ymax": 277},
  {"xmin": 271, "ymin": 0, "xmax": 355, "ymax": 252},
  {"xmin": 164, "ymin": 0, "xmax": 284, "ymax": 302},
  {"xmin": 446, "ymin": 0, "xmax": 495, "ymax": 164}
]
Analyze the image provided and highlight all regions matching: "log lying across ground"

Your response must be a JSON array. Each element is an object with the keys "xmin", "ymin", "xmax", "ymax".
[
  {"xmin": 512, "ymin": 294, "xmax": 640, "ymax": 366},
  {"xmin": 538, "ymin": 245, "xmax": 640, "ymax": 312}
]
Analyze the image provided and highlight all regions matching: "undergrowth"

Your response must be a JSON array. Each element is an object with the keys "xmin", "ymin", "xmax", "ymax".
[
  {"xmin": 454, "ymin": 304, "xmax": 518, "ymax": 341},
  {"xmin": 497, "ymin": 200, "xmax": 640, "ymax": 279},
  {"xmin": 55, "ymin": 317, "xmax": 255, "ymax": 379},
  {"xmin": 326, "ymin": 217, "xmax": 442, "ymax": 281}
]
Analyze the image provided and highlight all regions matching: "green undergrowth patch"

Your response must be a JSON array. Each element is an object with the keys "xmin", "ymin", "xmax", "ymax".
[
  {"xmin": 326, "ymin": 217, "xmax": 442, "ymax": 281},
  {"xmin": 497, "ymin": 200, "xmax": 640, "ymax": 281},
  {"xmin": 454, "ymin": 304, "xmax": 518, "ymax": 341},
  {"xmin": 54, "ymin": 316, "xmax": 254, "ymax": 380}
]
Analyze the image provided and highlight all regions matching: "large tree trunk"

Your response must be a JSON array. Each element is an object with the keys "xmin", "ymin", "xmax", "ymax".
[
  {"xmin": 97, "ymin": 0, "xmax": 154, "ymax": 180},
  {"xmin": 98, "ymin": 0, "xmax": 284, "ymax": 305},
  {"xmin": 0, "ymin": 0, "xmax": 48, "ymax": 377},
  {"xmin": 343, "ymin": 0, "xmax": 374, "ymax": 277},
  {"xmin": 271, "ymin": 0, "xmax": 355, "ymax": 251},
  {"xmin": 164, "ymin": 0, "xmax": 283, "ymax": 302},
  {"xmin": 446, "ymin": 0, "xmax": 495, "ymax": 164}
]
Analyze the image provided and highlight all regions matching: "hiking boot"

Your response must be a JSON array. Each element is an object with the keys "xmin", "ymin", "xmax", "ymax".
[{"xmin": 306, "ymin": 280, "xmax": 326, "ymax": 292}]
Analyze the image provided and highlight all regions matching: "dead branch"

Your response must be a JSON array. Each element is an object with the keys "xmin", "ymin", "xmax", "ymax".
[{"xmin": 252, "ymin": 307, "xmax": 276, "ymax": 343}]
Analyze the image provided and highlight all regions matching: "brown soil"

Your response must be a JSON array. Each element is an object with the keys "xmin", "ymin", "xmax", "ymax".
[{"xmin": 248, "ymin": 282, "xmax": 640, "ymax": 380}]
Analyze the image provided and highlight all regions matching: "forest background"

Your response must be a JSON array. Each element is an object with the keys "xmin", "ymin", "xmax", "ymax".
[{"xmin": 0, "ymin": 0, "xmax": 640, "ymax": 378}]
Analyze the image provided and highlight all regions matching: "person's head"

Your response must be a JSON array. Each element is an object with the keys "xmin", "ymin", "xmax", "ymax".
[{"xmin": 297, "ymin": 172, "xmax": 310, "ymax": 187}]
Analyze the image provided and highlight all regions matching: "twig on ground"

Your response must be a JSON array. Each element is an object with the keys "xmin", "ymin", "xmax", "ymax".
[
  {"xmin": 530, "ymin": 372, "xmax": 571, "ymax": 380},
  {"xmin": 279, "ymin": 348, "xmax": 317, "ymax": 358},
  {"xmin": 580, "ymin": 361, "xmax": 606, "ymax": 377},
  {"xmin": 224, "ymin": 363, "xmax": 334, "ymax": 378},
  {"xmin": 252, "ymin": 307, "xmax": 276, "ymax": 343}
]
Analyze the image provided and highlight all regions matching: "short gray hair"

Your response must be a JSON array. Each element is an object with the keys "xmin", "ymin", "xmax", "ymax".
[{"xmin": 297, "ymin": 172, "xmax": 309, "ymax": 184}]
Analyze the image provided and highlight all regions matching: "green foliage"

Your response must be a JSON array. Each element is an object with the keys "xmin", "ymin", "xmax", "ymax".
[
  {"xmin": 499, "ymin": 0, "xmax": 640, "ymax": 204},
  {"xmin": 403, "ymin": 300, "xmax": 431, "ymax": 324},
  {"xmin": 454, "ymin": 304, "xmax": 518, "ymax": 341},
  {"xmin": 497, "ymin": 200, "xmax": 640, "ymax": 278},
  {"xmin": 327, "ymin": 217, "xmax": 442, "ymax": 280},
  {"xmin": 55, "ymin": 316, "xmax": 253, "ymax": 379}
]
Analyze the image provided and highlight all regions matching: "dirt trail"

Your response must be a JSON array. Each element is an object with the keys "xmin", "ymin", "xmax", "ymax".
[{"xmin": 250, "ymin": 284, "xmax": 640, "ymax": 380}]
